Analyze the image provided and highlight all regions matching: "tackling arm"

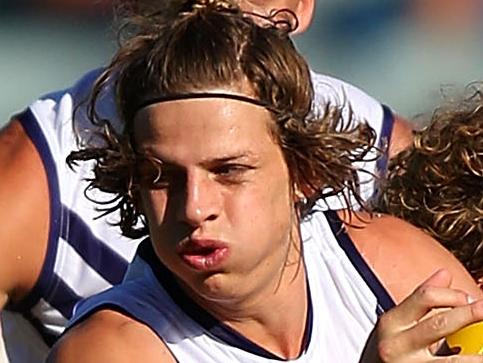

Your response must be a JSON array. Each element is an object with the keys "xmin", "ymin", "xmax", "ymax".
[{"xmin": 0, "ymin": 119, "xmax": 49, "ymax": 309}]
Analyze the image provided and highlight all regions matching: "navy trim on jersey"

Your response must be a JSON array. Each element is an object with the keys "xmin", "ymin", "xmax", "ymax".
[
  {"xmin": 324, "ymin": 210, "xmax": 395, "ymax": 312},
  {"xmin": 11, "ymin": 109, "xmax": 128, "ymax": 316},
  {"xmin": 20, "ymin": 273, "xmax": 80, "ymax": 345},
  {"xmin": 60, "ymin": 208, "xmax": 128, "ymax": 285},
  {"xmin": 138, "ymin": 240, "xmax": 314, "ymax": 360},
  {"xmin": 8, "ymin": 109, "xmax": 62, "ymax": 314},
  {"xmin": 375, "ymin": 105, "xmax": 394, "ymax": 176},
  {"xmin": 46, "ymin": 274, "xmax": 82, "ymax": 318}
]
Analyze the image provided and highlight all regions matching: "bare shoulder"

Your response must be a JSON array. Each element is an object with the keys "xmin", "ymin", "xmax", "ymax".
[
  {"xmin": 388, "ymin": 114, "xmax": 414, "ymax": 157},
  {"xmin": 47, "ymin": 310, "xmax": 176, "ymax": 363},
  {"xmin": 0, "ymin": 119, "xmax": 49, "ymax": 307},
  {"xmin": 340, "ymin": 211, "xmax": 481, "ymax": 303}
]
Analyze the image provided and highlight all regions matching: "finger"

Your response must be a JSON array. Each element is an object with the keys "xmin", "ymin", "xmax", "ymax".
[
  {"xmin": 379, "ymin": 285, "xmax": 470, "ymax": 334},
  {"xmin": 421, "ymin": 269, "xmax": 453, "ymax": 289},
  {"xmin": 388, "ymin": 300, "xmax": 483, "ymax": 356}
]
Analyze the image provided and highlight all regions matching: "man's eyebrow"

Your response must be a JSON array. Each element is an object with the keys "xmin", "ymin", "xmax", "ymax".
[
  {"xmin": 202, "ymin": 153, "xmax": 256, "ymax": 165},
  {"xmin": 137, "ymin": 151, "xmax": 257, "ymax": 168}
]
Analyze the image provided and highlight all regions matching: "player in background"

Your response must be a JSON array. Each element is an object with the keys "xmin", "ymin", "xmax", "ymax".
[{"xmin": 377, "ymin": 87, "xmax": 483, "ymax": 287}]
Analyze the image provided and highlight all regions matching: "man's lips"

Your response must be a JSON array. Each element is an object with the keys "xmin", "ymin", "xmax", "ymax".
[{"xmin": 176, "ymin": 239, "xmax": 230, "ymax": 270}]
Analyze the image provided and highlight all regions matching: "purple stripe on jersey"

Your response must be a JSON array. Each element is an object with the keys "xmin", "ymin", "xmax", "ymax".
[
  {"xmin": 11, "ymin": 108, "xmax": 127, "ymax": 331},
  {"xmin": 9, "ymin": 109, "xmax": 63, "ymax": 314},
  {"xmin": 375, "ymin": 105, "xmax": 395, "ymax": 176},
  {"xmin": 23, "ymin": 275, "xmax": 81, "ymax": 347},
  {"xmin": 60, "ymin": 208, "xmax": 129, "ymax": 285},
  {"xmin": 46, "ymin": 273, "xmax": 81, "ymax": 318},
  {"xmin": 324, "ymin": 210, "xmax": 395, "ymax": 312}
]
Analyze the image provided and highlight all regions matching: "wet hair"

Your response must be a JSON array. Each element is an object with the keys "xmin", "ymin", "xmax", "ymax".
[
  {"xmin": 68, "ymin": 0, "xmax": 377, "ymax": 238},
  {"xmin": 377, "ymin": 87, "xmax": 483, "ymax": 282}
]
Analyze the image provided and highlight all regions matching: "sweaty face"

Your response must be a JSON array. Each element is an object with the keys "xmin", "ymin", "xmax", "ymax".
[{"xmin": 133, "ymin": 90, "xmax": 300, "ymax": 305}]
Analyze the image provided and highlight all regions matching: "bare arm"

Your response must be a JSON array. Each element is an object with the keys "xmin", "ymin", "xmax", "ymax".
[
  {"xmin": 345, "ymin": 212, "xmax": 483, "ymax": 362},
  {"xmin": 359, "ymin": 270, "xmax": 483, "ymax": 363},
  {"xmin": 346, "ymin": 212, "xmax": 482, "ymax": 301},
  {"xmin": 48, "ymin": 310, "xmax": 177, "ymax": 363},
  {"xmin": 0, "ymin": 119, "xmax": 49, "ymax": 308}
]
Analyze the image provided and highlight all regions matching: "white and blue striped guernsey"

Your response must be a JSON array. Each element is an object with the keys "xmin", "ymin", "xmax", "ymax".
[
  {"xmin": 70, "ymin": 210, "xmax": 395, "ymax": 362},
  {"xmin": 5, "ymin": 68, "xmax": 394, "ymax": 352}
]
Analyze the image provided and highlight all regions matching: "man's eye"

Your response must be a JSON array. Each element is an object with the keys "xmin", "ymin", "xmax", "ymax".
[
  {"xmin": 213, "ymin": 164, "xmax": 240, "ymax": 174},
  {"xmin": 212, "ymin": 164, "xmax": 254, "ymax": 182}
]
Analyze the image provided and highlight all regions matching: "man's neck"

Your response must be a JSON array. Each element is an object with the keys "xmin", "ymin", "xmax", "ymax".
[{"xmin": 211, "ymin": 260, "xmax": 309, "ymax": 359}]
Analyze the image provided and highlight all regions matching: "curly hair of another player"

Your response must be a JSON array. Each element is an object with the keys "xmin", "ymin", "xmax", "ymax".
[{"xmin": 378, "ymin": 89, "xmax": 483, "ymax": 282}]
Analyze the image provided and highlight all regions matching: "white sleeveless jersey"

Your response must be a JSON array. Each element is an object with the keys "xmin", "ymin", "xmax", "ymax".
[
  {"xmin": 6, "ymin": 68, "xmax": 394, "ymax": 352},
  {"xmin": 7, "ymin": 69, "xmax": 141, "ymax": 347},
  {"xmin": 71, "ymin": 210, "xmax": 395, "ymax": 362},
  {"xmin": 310, "ymin": 71, "xmax": 394, "ymax": 209}
]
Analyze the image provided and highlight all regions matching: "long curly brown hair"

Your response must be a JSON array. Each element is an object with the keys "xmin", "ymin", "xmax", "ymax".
[
  {"xmin": 68, "ymin": 0, "xmax": 377, "ymax": 238},
  {"xmin": 378, "ymin": 88, "xmax": 483, "ymax": 283}
]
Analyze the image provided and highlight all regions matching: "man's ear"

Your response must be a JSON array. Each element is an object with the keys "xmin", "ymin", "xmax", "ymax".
[{"xmin": 292, "ymin": 0, "xmax": 315, "ymax": 34}]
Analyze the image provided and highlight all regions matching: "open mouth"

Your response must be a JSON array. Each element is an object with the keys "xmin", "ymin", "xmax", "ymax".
[
  {"xmin": 182, "ymin": 245, "xmax": 218, "ymax": 256},
  {"xmin": 177, "ymin": 240, "xmax": 230, "ymax": 270}
]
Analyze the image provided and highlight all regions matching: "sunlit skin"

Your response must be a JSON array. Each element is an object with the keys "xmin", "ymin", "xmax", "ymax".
[
  {"xmin": 133, "ymin": 88, "xmax": 308, "ymax": 357},
  {"xmin": 240, "ymin": 0, "xmax": 302, "ymax": 14},
  {"xmin": 238, "ymin": 0, "xmax": 315, "ymax": 33}
]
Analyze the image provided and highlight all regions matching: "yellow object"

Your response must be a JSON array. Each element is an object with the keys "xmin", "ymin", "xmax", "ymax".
[{"xmin": 446, "ymin": 321, "xmax": 483, "ymax": 355}]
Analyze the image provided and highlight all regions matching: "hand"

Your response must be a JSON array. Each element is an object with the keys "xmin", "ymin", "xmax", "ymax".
[{"xmin": 359, "ymin": 269, "xmax": 483, "ymax": 362}]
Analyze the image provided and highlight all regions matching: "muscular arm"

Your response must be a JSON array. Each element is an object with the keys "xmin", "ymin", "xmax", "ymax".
[
  {"xmin": 344, "ymin": 212, "xmax": 482, "ymax": 302},
  {"xmin": 48, "ymin": 310, "xmax": 176, "ymax": 363},
  {"xmin": 0, "ymin": 119, "xmax": 49, "ymax": 308},
  {"xmin": 347, "ymin": 213, "xmax": 483, "ymax": 362}
]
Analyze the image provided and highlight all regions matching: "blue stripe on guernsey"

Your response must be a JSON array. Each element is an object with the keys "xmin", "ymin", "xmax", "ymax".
[
  {"xmin": 9, "ymin": 109, "xmax": 63, "ymax": 314},
  {"xmin": 46, "ymin": 274, "xmax": 81, "ymax": 318},
  {"xmin": 11, "ymin": 109, "xmax": 127, "ymax": 315},
  {"xmin": 375, "ymin": 105, "xmax": 395, "ymax": 175},
  {"xmin": 60, "ymin": 208, "xmax": 128, "ymax": 285},
  {"xmin": 137, "ymin": 240, "xmax": 314, "ymax": 360},
  {"xmin": 324, "ymin": 210, "xmax": 395, "ymax": 312},
  {"xmin": 376, "ymin": 304, "xmax": 385, "ymax": 317}
]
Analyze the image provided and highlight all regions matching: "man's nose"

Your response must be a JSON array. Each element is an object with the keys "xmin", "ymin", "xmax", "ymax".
[{"xmin": 177, "ymin": 170, "xmax": 221, "ymax": 227}]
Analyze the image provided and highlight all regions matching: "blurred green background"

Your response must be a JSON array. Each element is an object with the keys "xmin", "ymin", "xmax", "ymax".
[{"xmin": 1, "ymin": 0, "xmax": 482, "ymax": 126}]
